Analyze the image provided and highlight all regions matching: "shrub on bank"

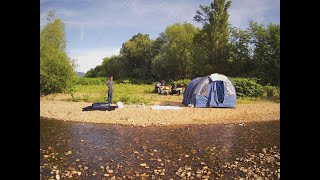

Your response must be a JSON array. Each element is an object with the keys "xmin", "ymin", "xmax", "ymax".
[
  {"xmin": 76, "ymin": 77, "xmax": 106, "ymax": 85},
  {"xmin": 63, "ymin": 77, "xmax": 279, "ymax": 103},
  {"xmin": 230, "ymin": 77, "xmax": 264, "ymax": 98}
]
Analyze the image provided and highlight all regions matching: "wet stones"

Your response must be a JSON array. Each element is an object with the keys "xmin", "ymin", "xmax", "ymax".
[
  {"xmin": 65, "ymin": 150, "xmax": 72, "ymax": 156},
  {"xmin": 140, "ymin": 163, "xmax": 147, "ymax": 167},
  {"xmin": 220, "ymin": 147, "xmax": 280, "ymax": 179}
]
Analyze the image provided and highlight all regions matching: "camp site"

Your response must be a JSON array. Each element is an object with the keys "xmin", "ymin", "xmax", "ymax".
[{"xmin": 40, "ymin": 0, "xmax": 280, "ymax": 179}]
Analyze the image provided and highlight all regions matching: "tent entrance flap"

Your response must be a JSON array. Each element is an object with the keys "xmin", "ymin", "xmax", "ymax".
[{"xmin": 216, "ymin": 81, "xmax": 225, "ymax": 103}]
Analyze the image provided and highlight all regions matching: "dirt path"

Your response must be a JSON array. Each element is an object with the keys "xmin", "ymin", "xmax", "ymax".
[{"xmin": 40, "ymin": 100, "xmax": 280, "ymax": 126}]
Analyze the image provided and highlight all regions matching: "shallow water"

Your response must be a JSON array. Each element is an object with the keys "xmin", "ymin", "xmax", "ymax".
[{"xmin": 40, "ymin": 118, "xmax": 280, "ymax": 179}]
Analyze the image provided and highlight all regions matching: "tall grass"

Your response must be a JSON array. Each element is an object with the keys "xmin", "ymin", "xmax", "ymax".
[{"xmin": 67, "ymin": 77, "xmax": 279, "ymax": 104}]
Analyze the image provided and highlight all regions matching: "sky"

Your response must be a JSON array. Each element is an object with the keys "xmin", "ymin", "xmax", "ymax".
[{"xmin": 40, "ymin": 0, "xmax": 280, "ymax": 73}]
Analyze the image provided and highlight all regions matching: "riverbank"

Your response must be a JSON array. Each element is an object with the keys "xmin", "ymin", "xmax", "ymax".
[{"xmin": 40, "ymin": 100, "xmax": 280, "ymax": 126}]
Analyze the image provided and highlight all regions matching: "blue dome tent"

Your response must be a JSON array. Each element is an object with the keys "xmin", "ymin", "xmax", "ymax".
[{"xmin": 182, "ymin": 73, "xmax": 236, "ymax": 108}]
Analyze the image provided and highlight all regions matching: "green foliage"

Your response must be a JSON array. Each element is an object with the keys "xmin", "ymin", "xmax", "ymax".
[
  {"xmin": 116, "ymin": 78, "xmax": 155, "ymax": 85},
  {"xmin": 76, "ymin": 77, "xmax": 106, "ymax": 85},
  {"xmin": 263, "ymin": 85, "xmax": 280, "ymax": 99},
  {"xmin": 168, "ymin": 79, "xmax": 192, "ymax": 86},
  {"xmin": 231, "ymin": 78, "xmax": 264, "ymax": 97},
  {"xmin": 84, "ymin": 65, "xmax": 102, "ymax": 78},
  {"xmin": 120, "ymin": 33, "xmax": 154, "ymax": 79},
  {"xmin": 121, "ymin": 79, "xmax": 132, "ymax": 84},
  {"xmin": 152, "ymin": 23, "xmax": 199, "ymax": 80},
  {"xmin": 248, "ymin": 21, "xmax": 280, "ymax": 85},
  {"xmin": 193, "ymin": 0, "xmax": 232, "ymax": 75},
  {"xmin": 57, "ymin": 77, "xmax": 279, "ymax": 104},
  {"xmin": 228, "ymin": 27, "xmax": 252, "ymax": 77},
  {"xmin": 40, "ymin": 11, "xmax": 76, "ymax": 95}
]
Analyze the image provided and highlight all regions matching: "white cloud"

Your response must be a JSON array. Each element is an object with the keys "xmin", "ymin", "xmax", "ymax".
[
  {"xmin": 229, "ymin": 0, "xmax": 280, "ymax": 28},
  {"xmin": 69, "ymin": 47, "xmax": 120, "ymax": 72}
]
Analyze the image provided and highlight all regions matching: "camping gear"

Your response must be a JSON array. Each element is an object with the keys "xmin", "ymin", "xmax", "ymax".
[
  {"xmin": 92, "ymin": 102, "xmax": 110, "ymax": 108},
  {"xmin": 82, "ymin": 102, "xmax": 115, "ymax": 111},
  {"xmin": 116, "ymin": 102, "xmax": 124, "ymax": 108},
  {"xmin": 154, "ymin": 80, "xmax": 170, "ymax": 95},
  {"xmin": 151, "ymin": 105, "xmax": 182, "ymax": 110},
  {"xmin": 158, "ymin": 85, "xmax": 170, "ymax": 95},
  {"xmin": 182, "ymin": 73, "xmax": 236, "ymax": 108},
  {"xmin": 169, "ymin": 83, "xmax": 183, "ymax": 95}
]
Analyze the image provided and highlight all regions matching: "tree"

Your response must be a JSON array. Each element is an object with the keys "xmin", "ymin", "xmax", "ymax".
[
  {"xmin": 152, "ymin": 23, "xmax": 198, "ymax": 80},
  {"xmin": 228, "ymin": 26, "xmax": 252, "ymax": 77},
  {"xmin": 97, "ymin": 55, "xmax": 123, "ymax": 78},
  {"xmin": 84, "ymin": 65, "xmax": 102, "ymax": 78},
  {"xmin": 40, "ymin": 11, "xmax": 76, "ymax": 95},
  {"xmin": 119, "ymin": 33, "xmax": 153, "ymax": 79},
  {"xmin": 248, "ymin": 21, "xmax": 280, "ymax": 85},
  {"xmin": 193, "ymin": 0, "xmax": 232, "ymax": 74}
]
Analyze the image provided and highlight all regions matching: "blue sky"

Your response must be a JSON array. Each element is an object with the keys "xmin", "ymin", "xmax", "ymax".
[{"xmin": 40, "ymin": 0, "xmax": 280, "ymax": 73}]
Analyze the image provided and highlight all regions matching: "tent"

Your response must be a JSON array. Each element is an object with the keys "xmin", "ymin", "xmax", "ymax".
[{"xmin": 182, "ymin": 73, "xmax": 236, "ymax": 108}]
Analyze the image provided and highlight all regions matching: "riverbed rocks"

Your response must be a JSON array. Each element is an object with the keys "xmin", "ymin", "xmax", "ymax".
[{"xmin": 41, "ymin": 119, "xmax": 279, "ymax": 179}]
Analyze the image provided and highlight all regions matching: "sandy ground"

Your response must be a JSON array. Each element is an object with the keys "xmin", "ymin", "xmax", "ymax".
[{"xmin": 40, "ymin": 100, "xmax": 280, "ymax": 126}]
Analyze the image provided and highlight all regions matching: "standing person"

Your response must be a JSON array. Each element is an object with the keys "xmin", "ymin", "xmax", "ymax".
[{"xmin": 106, "ymin": 75, "xmax": 114, "ymax": 104}]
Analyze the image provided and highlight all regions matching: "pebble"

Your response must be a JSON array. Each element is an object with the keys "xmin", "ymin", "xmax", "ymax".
[
  {"xmin": 107, "ymin": 170, "xmax": 114, "ymax": 174},
  {"xmin": 68, "ymin": 167, "xmax": 76, "ymax": 171},
  {"xmin": 140, "ymin": 163, "xmax": 147, "ymax": 167}
]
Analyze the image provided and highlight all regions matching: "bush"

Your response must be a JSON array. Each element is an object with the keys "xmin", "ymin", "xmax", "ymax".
[
  {"xmin": 116, "ymin": 78, "xmax": 154, "ymax": 85},
  {"xmin": 230, "ymin": 77, "xmax": 264, "ymax": 97},
  {"xmin": 122, "ymin": 79, "xmax": 131, "ymax": 84},
  {"xmin": 117, "ymin": 95, "xmax": 131, "ymax": 104},
  {"xmin": 169, "ymin": 79, "xmax": 191, "ymax": 86},
  {"xmin": 76, "ymin": 77, "xmax": 106, "ymax": 85},
  {"xmin": 263, "ymin": 85, "xmax": 280, "ymax": 99}
]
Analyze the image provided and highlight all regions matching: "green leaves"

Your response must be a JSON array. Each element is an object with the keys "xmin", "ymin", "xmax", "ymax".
[
  {"xmin": 120, "ymin": 33, "xmax": 153, "ymax": 79},
  {"xmin": 193, "ymin": 0, "xmax": 231, "ymax": 76},
  {"xmin": 40, "ymin": 11, "xmax": 76, "ymax": 95},
  {"xmin": 153, "ymin": 23, "xmax": 198, "ymax": 79},
  {"xmin": 231, "ymin": 78, "xmax": 264, "ymax": 98}
]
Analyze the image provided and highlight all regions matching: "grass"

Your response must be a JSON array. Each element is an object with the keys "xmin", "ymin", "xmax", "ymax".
[
  {"xmin": 71, "ymin": 84, "xmax": 182, "ymax": 104},
  {"xmin": 64, "ymin": 83, "xmax": 279, "ymax": 105},
  {"xmin": 236, "ymin": 97, "xmax": 279, "ymax": 104}
]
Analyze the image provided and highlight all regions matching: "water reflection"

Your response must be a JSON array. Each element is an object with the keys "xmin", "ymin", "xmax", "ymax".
[{"xmin": 40, "ymin": 118, "xmax": 280, "ymax": 179}]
